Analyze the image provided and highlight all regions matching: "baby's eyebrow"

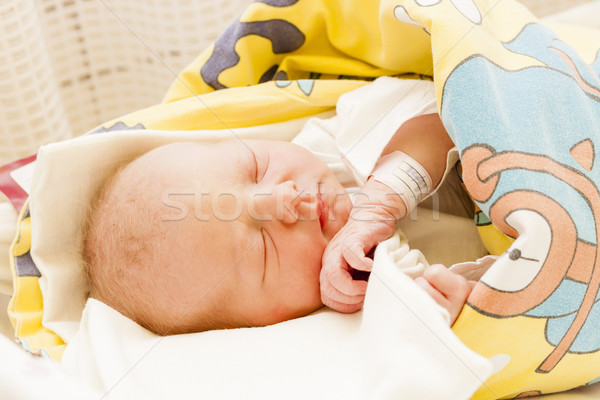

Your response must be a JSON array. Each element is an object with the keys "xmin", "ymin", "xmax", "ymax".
[
  {"xmin": 250, "ymin": 149, "xmax": 259, "ymax": 181},
  {"xmin": 239, "ymin": 145, "xmax": 258, "ymax": 182}
]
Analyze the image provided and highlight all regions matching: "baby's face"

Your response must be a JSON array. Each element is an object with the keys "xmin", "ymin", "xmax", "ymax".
[{"xmin": 142, "ymin": 140, "xmax": 352, "ymax": 330}]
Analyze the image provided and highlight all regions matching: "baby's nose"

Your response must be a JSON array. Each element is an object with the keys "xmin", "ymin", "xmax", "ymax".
[
  {"xmin": 249, "ymin": 180, "xmax": 311, "ymax": 224},
  {"xmin": 279, "ymin": 181, "xmax": 321, "ymax": 224}
]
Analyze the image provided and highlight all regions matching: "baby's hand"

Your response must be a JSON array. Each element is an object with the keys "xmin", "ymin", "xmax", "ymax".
[
  {"xmin": 320, "ymin": 179, "xmax": 406, "ymax": 313},
  {"xmin": 415, "ymin": 264, "xmax": 476, "ymax": 325}
]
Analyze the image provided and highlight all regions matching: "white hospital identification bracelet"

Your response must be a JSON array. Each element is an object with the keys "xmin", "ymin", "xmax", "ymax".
[{"xmin": 370, "ymin": 151, "xmax": 433, "ymax": 214}]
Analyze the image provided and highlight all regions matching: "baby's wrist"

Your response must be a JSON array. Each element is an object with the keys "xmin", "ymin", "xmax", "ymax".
[
  {"xmin": 368, "ymin": 151, "xmax": 433, "ymax": 215},
  {"xmin": 353, "ymin": 178, "xmax": 408, "ymax": 220}
]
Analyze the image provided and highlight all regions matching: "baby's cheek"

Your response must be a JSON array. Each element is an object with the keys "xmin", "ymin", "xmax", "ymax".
[
  {"xmin": 237, "ymin": 258, "xmax": 265, "ymax": 286},
  {"xmin": 303, "ymin": 256, "xmax": 324, "ymax": 299},
  {"xmin": 286, "ymin": 273, "xmax": 322, "ymax": 315},
  {"xmin": 287, "ymin": 245, "xmax": 322, "ymax": 284}
]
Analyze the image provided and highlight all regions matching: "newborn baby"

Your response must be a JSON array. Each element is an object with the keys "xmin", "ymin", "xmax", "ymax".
[
  {"xmin": 84, "ymin": 113, "xmax": 474, "ymax": 335},
  {"xmin": 85, "ymin": 139, "xmax": 352, "ymax": 334}
]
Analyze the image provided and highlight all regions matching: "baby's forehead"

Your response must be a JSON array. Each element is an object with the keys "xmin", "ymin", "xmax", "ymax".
[
  {"xmin": 131, "ymin": 141, "xmax": 260, "ymax": 233},
  {"xmin": 126, "ymin": 141, "xmax": 244, "ymax": 184},
  {"xmin": 154, "ymin": 140, "xmax": 252, "ymax": 168}
]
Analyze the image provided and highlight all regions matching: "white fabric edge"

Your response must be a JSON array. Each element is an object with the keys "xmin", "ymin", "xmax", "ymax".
[{"xmin": 61, "ymin": 231, "xmax": 492, "ymax": 400}]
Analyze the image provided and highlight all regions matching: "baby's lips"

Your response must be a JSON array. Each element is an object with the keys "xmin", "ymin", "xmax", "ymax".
[{"xmin": 317, "ymin": 192, "xmax": 329, "ymax": 231}]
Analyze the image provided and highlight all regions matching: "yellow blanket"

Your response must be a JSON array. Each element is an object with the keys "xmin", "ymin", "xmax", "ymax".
[{"xmin": 8, "ymin": 0, "xmax": 600, "ymax": 398}]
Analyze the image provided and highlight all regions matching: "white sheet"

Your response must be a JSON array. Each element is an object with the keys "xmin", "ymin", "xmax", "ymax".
[
  {"xmin": 0, "ymin": 333, "xmax": 99, "ymax": 400},
  {"xmin": 62, "ymin": 233, "xmax": 492, "ymax": 400}
]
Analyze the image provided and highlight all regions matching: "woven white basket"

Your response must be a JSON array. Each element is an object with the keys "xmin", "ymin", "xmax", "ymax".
[
  {"xmin": 0, "ymin": 0, "xmax": 251, "ymax": 165},
  {"xmin": 0, "ymin": 0, "xmax": 595, "ymax": 165}
]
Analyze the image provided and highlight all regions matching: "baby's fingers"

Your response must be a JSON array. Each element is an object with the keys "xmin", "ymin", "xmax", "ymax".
[
  {"xmin": 421, "ymin": 264, "xmax": 476, "ymax": 325},
  {"xmin": 423, "ymin": 264, "xmax": 473, "ymax": 305},
  {"xmin": 321, "ymin": 265, "xmax": 368, "ymax": 297},
  {"xmin": 320, "ymin": 285, "xmax": 365, "ymax": 313},
  {"xmin": 342, "ymin": 244, "xmax": 374, "ymax": 272},
  {"xmin": 415, "ymin": 276, "xmax": 448, "ymax": 309}
]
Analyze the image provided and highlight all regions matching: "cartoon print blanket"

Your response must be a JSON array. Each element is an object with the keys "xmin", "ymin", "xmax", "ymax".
[{"xmin": 6, "ymin": 0, "xmax": 600, "ymax": 398}]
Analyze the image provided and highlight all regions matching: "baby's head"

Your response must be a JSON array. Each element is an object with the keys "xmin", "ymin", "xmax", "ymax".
[{"xmin": 84, "ymin": 140, "xmax": 351, "ymax": 335}]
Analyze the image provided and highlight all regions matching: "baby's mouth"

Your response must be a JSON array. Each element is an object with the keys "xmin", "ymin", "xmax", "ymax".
[{"xmin": 317, "ymin": 183, "xmax": 329, "ymax": 232}]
